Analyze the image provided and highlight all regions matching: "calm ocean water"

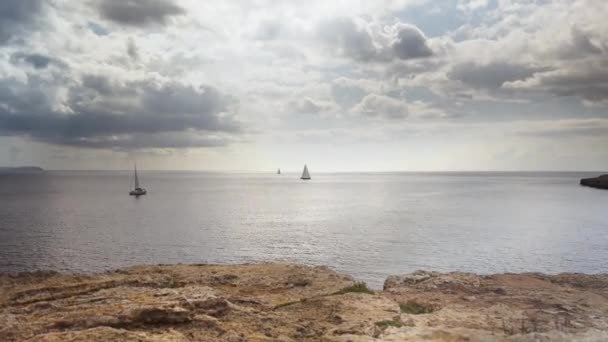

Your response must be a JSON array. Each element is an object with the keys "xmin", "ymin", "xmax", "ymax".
[{"xmin": 1, "ymin": 171, "xmax": 607, "ymax": 288}]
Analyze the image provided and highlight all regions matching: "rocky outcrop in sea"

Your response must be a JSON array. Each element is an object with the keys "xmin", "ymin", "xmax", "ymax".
[{"xmin": 580, "ymin": 174, "xmax": 608, "ymax": 190}]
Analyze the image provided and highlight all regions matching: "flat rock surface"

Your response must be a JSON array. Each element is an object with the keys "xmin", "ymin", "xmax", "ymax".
[{"xmin": 1, "ymin": 264, "xmax": 607, "ymax": 341}]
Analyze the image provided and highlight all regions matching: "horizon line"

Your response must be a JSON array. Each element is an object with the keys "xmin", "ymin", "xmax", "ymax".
[{"xmin": 33, "ymin": 169, "xmax": 607, "ymax": 173}]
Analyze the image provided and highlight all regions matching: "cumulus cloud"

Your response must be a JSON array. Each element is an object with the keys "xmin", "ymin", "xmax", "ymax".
[
  {"xmin": 290, "ymin": 97, "xmax": 335, "ymax": 114},
  {"xmin": 10, "ymin": 52, "xmax": 66, "ymax": 69},
  {"xmin": 0, "ymin": 0, "xmax": 43, "ymax": 44},
  {"xmin": 351, "ymin": 94, "xmax": 409, "ymax": 119},
  {"xmin": 391, "ymin": 24, "xmax": 433, "ymax": 60},
  {"xmin": 97, "ymin": 0, "xmax": 185, "ymax": 27},
  {"xmin": 0, "ymin": 74, "xmax": 241, "ymax": 150},
  {"xmin": 448, "ymin": 62, "xmax": 547, "ymax": 89},
  {"xmin": 319, "ymin": 18, "xmax": 433, "ymax": 62},
  {"xmin": 505, "ymin": 60, "xmax": 608, "ymax": 105}
]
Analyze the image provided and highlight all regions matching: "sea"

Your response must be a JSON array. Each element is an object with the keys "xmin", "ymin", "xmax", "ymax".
[{"xmin": 1, "ymin": 171, "xmax": 606, "ymax": 288}]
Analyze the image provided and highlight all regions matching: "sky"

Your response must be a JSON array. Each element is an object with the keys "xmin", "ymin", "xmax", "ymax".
[{"xmin": 0, "ymin": 0, "xmax": 607, "ymax": 171}]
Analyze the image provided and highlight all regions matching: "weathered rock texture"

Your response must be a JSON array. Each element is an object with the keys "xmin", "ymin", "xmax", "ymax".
[
  {"xmin": 580, "ymin": 174, "xmax": 608, "ymax": 189},
  {"xmin": 1, "ymin": 264, "xmax": 607, "ymax": 341}
]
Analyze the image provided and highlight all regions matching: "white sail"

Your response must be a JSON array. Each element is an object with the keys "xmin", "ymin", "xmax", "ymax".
[
  {"xmin": 301, "ymin": 164, "xmax": 311, "ymax": 180},
  {"xmin": 134, "ymin": 163, "xmax": 140, "ymax": 189}
]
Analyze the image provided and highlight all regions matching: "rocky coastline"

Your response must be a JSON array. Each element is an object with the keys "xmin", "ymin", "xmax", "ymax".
[
  {"xmin": 1, "ymin": 263, "xmax": 607, "ymax": 341},
  {"xmin": 580, "ymin": 174, "xmax": 608, "ymax": 190}
]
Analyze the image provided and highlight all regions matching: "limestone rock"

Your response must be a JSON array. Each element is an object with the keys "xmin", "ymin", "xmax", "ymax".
[{"xmin": 1, "ymin": 263, "xmax": 607, "ymax": 341}]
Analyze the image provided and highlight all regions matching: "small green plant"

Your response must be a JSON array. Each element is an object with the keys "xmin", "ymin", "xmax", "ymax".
[
  {"xmin": 375, "ymin": 318, "xmax": 403, "ymax": 329},
  {"xmin": 333, "ymin": 282, "xmax": 374, "ymax": 295},
  {"xmin": 273, "ymin": 299, "xmax": 303, "ymax": 310},
  {"xmin": 399, "ymin": 301, "xmax": 433, "ymax": 314}
]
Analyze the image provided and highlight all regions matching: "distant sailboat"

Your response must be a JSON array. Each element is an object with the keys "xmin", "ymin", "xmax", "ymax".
[
  {"xmin": 129, "ymin": 163, "xmax": 147, "ymax": 196},
  {"xmin": 301, "ymin": 164, "xmax": 311, "ymax": 180},
  {"xmin": 277, "ymin": 168, "xmax": 281, "ymax": 175}
]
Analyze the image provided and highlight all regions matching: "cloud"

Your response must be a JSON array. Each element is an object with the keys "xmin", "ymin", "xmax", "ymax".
[
  {"xmin": 391, "ymin": 24, "xmax": 433, "ymax": 60},
  {"xmin": 0, "ymin": 0, "xmax": 43, "ymax": 44},
  {"xmin": 351, "ymin": 94, "xmax": 409, "ymax": 119},
  {"xmin": 10, "ymin": 52, "xmax": 66, "ymax": 69},
  {"xmin": 253, "ymin": 20, "xmax": 282, "ymax": 41},
  {"xmin": 331, "ymin": 78, "xmax": 370, "ymax": 109},
  {"xmin": 318, "ymin": 18, "xmax": 379, "ymax": 62},
  {"xmin": 290, "ymin": 97, "xmax": 334, "ymax": 114},
  {"xmin": 504, "ymin": 60, "xmax": 608, "ymax": 104},
  {"xmin": 514, "ymin": 118, "xmax": 608, "ymax": 138},
  {"xmin": 448, "ymin": 61, "xmax": 547, "ymax": 89},
  {"xmin": 457, "ymin": 0, "xmax": 489, "ymax": 12},
  {"xmin": 8, "ymin": 145, "xmax": 22, "ymax": 163},
  {"xmin": 319, "ymin": 18, "xmax": 433, "ymax": 62},
  {"xmin": 0, "ymin": 74, "xmax": 241, "ymax": 150},
  {"xmin": 97, "ymin": 0, "xmax": 185, "ymax": 27},
  {"xmin": 127, "ymin": 37, "xmax": 139, "ymax": 61}
]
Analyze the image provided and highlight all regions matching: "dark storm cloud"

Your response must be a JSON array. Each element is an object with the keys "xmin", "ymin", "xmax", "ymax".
[
  {"xmin": 0, "ymin": 75, "xmax": 241, "ymax": 149},
  {"xmin": 448, "ymin": 62, "xmax": 547, "ymax": 89},
  {"xmin": 319, "ymin": 18, "xmax": 433, "ymax": 62},
  {"xmin": 97, "ymin": 0, "xmax": 185, "ymax": 27},
  {"xmin": 10, "ymin": 52, "xmax": 66, "ymax": 69},
  {"xmin": 0, "ymin": 0, "xmax": 43, "ymax": 44}
]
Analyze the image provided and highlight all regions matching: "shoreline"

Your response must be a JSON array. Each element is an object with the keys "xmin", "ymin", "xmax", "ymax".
[{"xmin": 2, "ymin": 263, "xmax": 607, "ymax": 341}]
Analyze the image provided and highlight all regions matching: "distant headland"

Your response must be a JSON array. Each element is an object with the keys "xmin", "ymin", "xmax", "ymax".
[
  {"xmin": 0, "ymin": 166, "xmax": 44, "ymax": 173},
  {"xmin": 580, "ymin": 174, "xmax": 608, "ymax": 190}
]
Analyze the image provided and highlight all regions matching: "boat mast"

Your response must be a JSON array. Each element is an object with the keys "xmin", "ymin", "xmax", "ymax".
[{"xmin": 134, "ymin": 163, "xmax": 140, "ymax": 189}]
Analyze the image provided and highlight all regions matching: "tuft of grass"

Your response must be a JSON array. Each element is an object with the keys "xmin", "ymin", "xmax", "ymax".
[
  {"xmin": 375, "ymin": 319, "xmax": 403, "ymax": 329},
  {"xmin": 333, "ymin": 282, "xmax": 374, "ymax": 295},
  {"xmin": 399, "ymin": 301, "xmax": 434, "ymax": 315},
  {"xmin": 273, "ymin": 300, "xmax": 302, "ymax": 310}
]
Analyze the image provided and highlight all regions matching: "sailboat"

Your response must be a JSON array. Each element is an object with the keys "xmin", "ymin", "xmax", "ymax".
[
  {"xmin": 301, "ymin": 164, "xmax": 311, "ymax": 180},
  {"xmin": 277, "ymin": 168, "xmax": 281, "ymax": 175},
  {"xmin": 129, "ymin": 163, "xmax": 147, "ymax": 196}
]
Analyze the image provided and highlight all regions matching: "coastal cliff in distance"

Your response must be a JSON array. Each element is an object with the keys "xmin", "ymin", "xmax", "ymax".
[
  {"xmin": 1, "ymin": 263, "xmax": 607, "ymax": 341},
  {"xmin": 0, "ymin": 166, "xmax": 44, "ymax": 173},
  {"xmin": 580, "ymin": 174, "xmax": 608, "ymax": 190}
]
